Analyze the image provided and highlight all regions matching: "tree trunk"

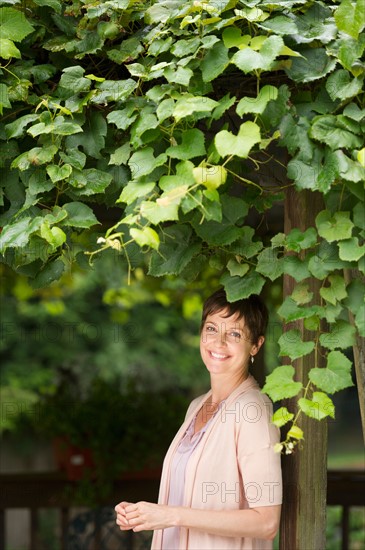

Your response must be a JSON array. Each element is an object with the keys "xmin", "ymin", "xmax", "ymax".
[{"xmin": 279, "ymin": 188, "xmax": 328, "ymax": 550}]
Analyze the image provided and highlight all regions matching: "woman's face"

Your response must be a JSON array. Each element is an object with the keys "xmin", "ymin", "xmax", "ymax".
[{"xmin": 200, "ymin": 309, "xmax": 263, "ymax": 379}]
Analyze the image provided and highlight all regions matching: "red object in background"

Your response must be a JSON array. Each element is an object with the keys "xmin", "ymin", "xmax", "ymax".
[{"xmin": 52, "ymin": 437, "xmax": 95, "ymax": 480}]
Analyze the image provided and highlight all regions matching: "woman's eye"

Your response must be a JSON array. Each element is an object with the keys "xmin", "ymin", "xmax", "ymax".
[
  {"xmin": 206, "ymin": 325, "xmax": 216, "ymax": 332},
  {"xmin": 230, "ymin": 331, "xmax": 241, "ymax": 339}
]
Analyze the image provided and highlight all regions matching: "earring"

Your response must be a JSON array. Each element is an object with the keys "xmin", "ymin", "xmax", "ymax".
[{"xmin": 250, "ymin": 355, "xmax": 254, "ymax": 364}]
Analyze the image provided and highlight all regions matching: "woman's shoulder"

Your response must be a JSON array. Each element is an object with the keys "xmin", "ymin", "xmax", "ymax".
[{"xmin": 231, "ymin": 376, "xmax": 273, "ymax": 407}]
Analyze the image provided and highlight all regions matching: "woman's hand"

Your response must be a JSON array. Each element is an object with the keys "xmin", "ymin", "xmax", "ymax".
[
  {"xmin": 116, "ymin": 501, "xmax": 177, "ymax": 532},
  {"xmin": 115, "ymin": 501, "xmax": 134, "ymax": 531}
]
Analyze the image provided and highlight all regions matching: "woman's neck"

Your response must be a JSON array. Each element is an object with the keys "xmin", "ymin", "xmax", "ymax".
[{"xmin": 209, "ymin": 371, "xmax": 249, "ymax": 405}]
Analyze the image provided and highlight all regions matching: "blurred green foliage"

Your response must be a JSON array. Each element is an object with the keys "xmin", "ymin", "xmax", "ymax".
[{"xmin": 0, "ymin": 251, "xmax": 223, "ymax": 434}]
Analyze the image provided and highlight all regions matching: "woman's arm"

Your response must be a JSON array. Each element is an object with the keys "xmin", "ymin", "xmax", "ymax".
[{"xmin": 115, "ymin": 501, "xmax": 281, "ymax": 540}]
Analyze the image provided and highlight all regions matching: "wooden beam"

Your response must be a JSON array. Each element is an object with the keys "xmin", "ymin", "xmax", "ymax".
[{"xmin": 280, "ymin": 187, "xmax": 328, "ymax": 550}]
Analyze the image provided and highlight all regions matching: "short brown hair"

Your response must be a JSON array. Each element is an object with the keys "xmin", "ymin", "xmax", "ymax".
[{"xmin": 201, "ymin": 288, "xmax": 268, "ymax": 344}]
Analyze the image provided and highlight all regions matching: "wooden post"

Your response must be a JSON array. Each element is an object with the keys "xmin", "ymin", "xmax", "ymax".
[{"xmin": 279, "ymin": 187, "xmax": 328, "ymax": 550}]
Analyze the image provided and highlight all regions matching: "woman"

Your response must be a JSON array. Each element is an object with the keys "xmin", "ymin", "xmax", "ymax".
[{"xmin": 115, "ymin": 288, "xmax": 282, "ymax": 549}]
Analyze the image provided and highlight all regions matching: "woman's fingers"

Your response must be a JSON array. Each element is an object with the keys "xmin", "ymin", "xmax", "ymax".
[{"xmin": 115, "ymin": 501, "xmax": 134, "ymax": 530}]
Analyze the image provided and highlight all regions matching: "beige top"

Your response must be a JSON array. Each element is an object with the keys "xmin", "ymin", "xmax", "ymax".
[{"xmin": 151, "ymin": 375, "xmax": 282, "ymax": 550}]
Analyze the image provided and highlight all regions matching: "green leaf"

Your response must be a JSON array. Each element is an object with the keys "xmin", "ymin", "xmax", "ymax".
[
  {"xmin": 31, "ymin": 259, "xmax": 65, "ymax": 289},
  {"xmin": 294, "ymin": 3, "xmax": 337, "ymax": 44},
  {"xmin": 148, "ymin": 225, "xmax": 201, "ymax": 276},
  {"xmin": 320, "ymin": 320, "xmax": 357, "ymax": 350},
  {"xmin": 60, "ymin": 149, "xmax": 86, "ymax": 170},
  {"xmin": 46, "ymin": 164, "xmax": 72, "ymax": 183},
  {"xmin": 334, "ymin": 0, "xmax": 365, "ymax": 39},
  {"xmin": 62, "ymin": 202, "xmax": 99, "ymax": 228},
  {"xmin": 279, "ymin": 329, "xmax": 315, "ymax": 360},
  {"xmin": 33, "ymin": 0, "xmax": 61, "ymax": 13},
  {"xmin": 107, "ymin": 37, "xmax": 144, "ymax": 64},
  {"xmin": 236, "ymin": 86, "xmax": 278, "ymax": 116},
  {"xmin": 220, "ymin": 271, "xmax": 265, "ymax": 301},
  {"xmin": 310, "ymin": 115, "xmax": 363, "ymax": 150},
  {"xmin": 278, "ymin": 297, "xmax": 322, "ymax": 322},
  {"xmin": 343, "ymin": 279, "xmax": 364, "ymax": 316},
  {"xmin": 130, "ymin": 227, "xmax": 160, "ymax": 251},
  {"xmin": 291, "ymin": 283, "xmax": 313, "ymax": 305},
  {"xmin": 309, "ymin": 350, "xmax": 353, "ymax": 393},
  {"xmin": 283, "ymin": 256, "xmax": 311, "ymax": 282},
  {"xmin": 211, "ymin": 93, "xmax": 236, "ymax": 121},
  {"xmin": 107, "ymin": 108, "xmax": 138, "ymax": 131},
  {"xmin": 140, "ymin": 187, "xmax": 188, "ymax": 224},
  {"xmin": 338, "ymin": 238, "xmax": 365, "ymax": 262},
  {"xmin": 173, "ymin": 96, "xmax": 218, "ymax": 122},
  {"xmin": 128, "ymin": 148, "xmax": 167, "ymax": 179},
  {"xmin": 0, "ymin": 7, "xmax": 34, "ymax": 41},
  {"xmin": 171, "ymin": 37, "xmax": 200, "ymax": 57},
  {"xmin": 262, "ymin": 365, "xmax": 302, "ymax": 402},
  {"xmin": 285, "ymin": 227, "xmax": 317, "ymax": 252},
  {"xmin": 0, "ymin": 37, "xmax": 20, "ymax": 59},
  {"xmin": 118, "ymin": 181, "xmax": 155, "ymax": 205},
  {"xmin": 0, "ymin": 82, "xmax": 11, "ymax": 114},
  {"xmin": 0, "ymin": 216, "xmax": 42, "ymax": 252},
  {"xmin": 40, "ymin": 222, "xmax": 66, "ymax": 248},
  {"xmin": 192, "ymin": 163, "xmax": 227, "ymax": 191},
  {"xmin": 28, "ymin": 117, "xmax": 83, "ymax": 138},
  {"xmin": 231, "ymin": 35, "xmax": 284, "ymax": 73},
  {"xmin": 92, "ymin": 79, "xmax": 137, "ymax": 105},
  {"xmin": 344, "ymin": 103, "xmax": 365, "ymax": 121},
  {"xmin": 156, "ymin": 98, "xmax": 175, "ymax": 123},
  {"xmin": 69, "ymin": 169, "xmax": 112, "ymax": 196},
  {"xmin": 326, "ymin": 70, "xmax": 364, "ymax": 101},
  {"xmin": 272, "ymin": 406, "xmax": 294, "ymax": 428},
  {"xmin": 320, "ymin": 274, "xmax": 347, "ymax": 305},
  {"xmin": 287, "ymin": 425, "xmax": 304, "ymax": 441},
  {"xmin": 286, "ymin": 47, "xmax": 337, "ymax": 82},
  {"xmin": 228, "ymin": 226, "xmax": 263, "ymax": 258},
  {"xmin": 109, "ymin": 143, "xmax": 131, "ymax": 166},
  {"xmin": 59, "ymin": 66, "xmax": 91, "ymax": 93},
  {"xmin": 260, "ymin": 15, "xmax": 298, "ymax": 36},
  {"xmin": 222, "ymin": 28, "xmax": 250, "ymax": 49},
  {"xmin": 164, "ymin": 65, "xmax": 193, "ymax": 86},
  {"xmin": 192, "ymin": 220, "xmax": 242, "ymax": 246},
  {"xmin": 316, "ymin": 210, "xmax": 354, "ymax": 242},
  {"xmin": 11, "ymin": 145, "xmax": 58, "ymax": 170},
  {"xmin": 299, "ymin": 392, "xmax": 335, "ymax": 421},
  {"xmin": 201, "ymin": 41, "xmax": 229, "ymax": 82},
  {"xmin": 130, "ymin": 112, "xmax": 159, "ymax": 145},
  {"xmin": 287, "ymin": 151, "xmax": 323, "ymax": 191},
  {"xmin": 66, "ymin": 112, "xmax": 106, "ymax": 159},
  {"xmin": 166, "ymin": 129, "xmax": 206, "ymax": 160},
  {"xmin": 215, "ymin": 121, "xmax": 261, "ymax": 159},
  {"xmin": 308, "ymin": 242, "xmax": 348, "ymax": 280},
  {"xmin": 226, "ymin": 259, "xmax": 249, "ymax": 277},
  {"xmin": 256, "ymin": 247, "xmax": 284, "ymax": 281},
  {"xmin": 280, "ymin": 115, "xmax": 312, "ymax": 162}
]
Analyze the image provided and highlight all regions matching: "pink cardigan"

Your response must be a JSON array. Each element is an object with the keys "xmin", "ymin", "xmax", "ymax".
[{"xmin": 151, "ymin": 375, "xmax": 282, "ymax": 550}]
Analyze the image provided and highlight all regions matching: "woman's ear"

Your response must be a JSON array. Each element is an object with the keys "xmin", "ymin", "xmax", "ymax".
[{"xmin": 251, "ymin": 335, "xmax": 265, "ymax": 357}]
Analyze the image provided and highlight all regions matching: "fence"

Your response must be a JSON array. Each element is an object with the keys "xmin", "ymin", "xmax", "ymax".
[{"xmin": 0, "ymin": 469, "xmax": 364, "ymax": 550}]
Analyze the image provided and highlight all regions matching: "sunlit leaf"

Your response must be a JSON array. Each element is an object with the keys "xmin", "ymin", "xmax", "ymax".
[
  {"xmin": 215, "ymin": 121, "xmax": 261, "ymax": 158},
  {"xmin": 299, "ymin": 392, "xmax": 335, "ymax": 420},
  {"xmin": 262, "ymin": 365, "xmax": 302, "ymax": 402},
  {"xmin": 309, "ymin": 350, "xmax": 353, "ymax": 393},
  {"xmin": 279, "ymin": 329, "xmax": 315, "ymax": 360}
]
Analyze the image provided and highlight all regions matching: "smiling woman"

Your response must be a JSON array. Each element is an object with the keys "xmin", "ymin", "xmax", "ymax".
[{"xmin": 115, "ymin": 288, "xmax": 282, "ymax": 550}]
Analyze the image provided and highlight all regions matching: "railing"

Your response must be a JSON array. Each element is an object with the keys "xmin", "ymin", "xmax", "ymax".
[{"xmin": 0, "ymin": 469, "xmax": 364, "ymax": 550}]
